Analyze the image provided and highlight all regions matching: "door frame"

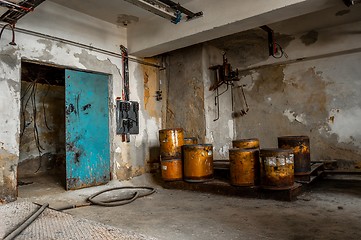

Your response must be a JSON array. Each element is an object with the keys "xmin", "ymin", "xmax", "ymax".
[{"xmin": 18, "ymin": 59, "xmax": 114, "ymax": 189}]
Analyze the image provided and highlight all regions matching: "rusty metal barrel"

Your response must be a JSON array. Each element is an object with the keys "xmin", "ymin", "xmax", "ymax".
[
  {"xmin": 260, "ymin": 149, "xmax": 294, "ymax": 189},
  {"xmin": 229, "ymin": 148, "xmax": 260, "ymax": 186},
  {"xmin": 278, "ymin": 136, "xmax": 310, "ymax": 175},
  {"xmin": 183, "ymin": 144, "xmax": 214, "ymax": 182},
  {"xmin": 159, "ymin": 128, "xmax": 184, "ymax": 159},
  {"xmin": 232, "ymin": 138, "xmax": 260, "ymax": 149},
  {"xmin": 184, "ymin": 137, "xmax": 198, "ymax": 145},
  {"xmin": 161, "ymin": 159, "xmax": 183, "ymax": 181}
]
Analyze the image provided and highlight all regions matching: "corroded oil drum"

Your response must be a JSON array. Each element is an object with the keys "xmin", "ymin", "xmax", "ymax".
[
  {"xmin": 229, "ymin": 148, "xmax": 260, "ymax": 186},
  {"xmin": 260, "ymin": 149, "xmax": 294, "ymax": 189},
  {"xmin": 278, "ymin": 136, "xmax": 310, "ymax": 175},
  {"xmin": 183, "ymin": 144, "xmax": 214, "ymax": 182},
  {"xmin": 184, "ymin": 137, "xmax": 198, "ymax": 145},
  {"xmin": 232, "ymin": 138, "xmax": 260, "ymax": 149},
  {"xmin": 159, "ymin": 128, "xmax": 184, "ymax": 159},
  {"xmin": 161, "ymin": 159, "xmax": 183, "ymax": 181}
]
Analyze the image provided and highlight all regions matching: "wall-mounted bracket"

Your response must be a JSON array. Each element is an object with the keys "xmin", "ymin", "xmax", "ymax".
[{"xmin": 260, "ymin": 25, "xmax": 288, "ymax": 59}]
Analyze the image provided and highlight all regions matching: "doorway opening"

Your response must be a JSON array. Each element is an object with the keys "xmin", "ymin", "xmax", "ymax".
[
  {"xmin": 18, "ymin": 61, "xmax": 66, "ymax": 197},
  {"xmin": 18, "ymin": 60, "xmax": 111, "ymax": 198}
]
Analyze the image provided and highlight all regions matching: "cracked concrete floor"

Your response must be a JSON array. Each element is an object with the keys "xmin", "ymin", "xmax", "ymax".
[{"xmin": 16, "ymin": 173, "xmax": 361, "ymax": 240}]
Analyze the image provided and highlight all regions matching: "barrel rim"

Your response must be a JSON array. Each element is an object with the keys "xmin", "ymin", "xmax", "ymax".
[
  {"xmin": 182, "ymin": 144, "xmax": 213, "ymax": 148},
  {"xmin": 229, "ymin": 148, "xmax": 259, "ymax": 152},
  {"xmin": 232, "ymin": 138, "xmax": 259, "ymax": 142},
  {"xmin": 161, "ymin": 158, "xmax": 182, "ymax": 162},
  {"xmin": 278, "ymin": 135, "xmax": 309, "ymax": 140},
  {"xmin": 260, "ymin": 148, "xmax": 293, "ymax": 153},
  {"xmin": 159, "ymin": 128, "xmax": 184, "ymax": 132}
]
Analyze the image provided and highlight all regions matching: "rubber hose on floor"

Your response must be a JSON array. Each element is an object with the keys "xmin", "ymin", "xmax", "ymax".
[
  {"xmin": 87, "ymin": 186, "xmax": 155, "ymax": 207},
  {"xmin": 4, "ymin": 203, "xmax": 49, "ymax": 240}
]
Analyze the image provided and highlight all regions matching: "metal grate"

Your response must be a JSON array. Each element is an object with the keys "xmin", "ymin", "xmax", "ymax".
[{"xmin": 0, "ymin": 0, "xmax": 46, "ymax": 24}]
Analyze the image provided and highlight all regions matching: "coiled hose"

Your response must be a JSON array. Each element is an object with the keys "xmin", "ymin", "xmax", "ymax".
[{"xmin": 4, "ymin": 187, "xmax": 155, "ymax": 239}]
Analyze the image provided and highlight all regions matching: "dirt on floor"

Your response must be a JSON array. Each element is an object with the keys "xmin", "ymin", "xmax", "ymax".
[{"xmin": 12, "ymin": 173, "xmax": 361, "ymax": 240}]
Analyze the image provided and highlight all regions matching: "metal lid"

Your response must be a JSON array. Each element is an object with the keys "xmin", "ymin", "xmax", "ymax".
[
  {"xmin": 182, "ymin": 144, "xmax": 213, "ymax": 149},
  {"xmin": 161, "ymin": 158, "xmax": 182, "ymax": 162},
  {"xmin": 278, "ymin": 136, "xmax": 309, "ymax": 140},
  {"xmin": 229, "ymin": 148, "xmax": 259, "ymax": 153},
  {"xmin": 159, "ymin": 128, "xmax": 184, "ymax": 132},
  {"xmin": 232, "ymin": 138, "xmax": 259, "ymax": 142},
  {"xmin": 260, "ymin": 148, "xmax": 293, "ymax": 153}
]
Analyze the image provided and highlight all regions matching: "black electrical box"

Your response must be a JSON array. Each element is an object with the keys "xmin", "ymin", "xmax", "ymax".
[{"xmin": 116, "ymin": 100, "xmax": 139, "ymax": 134}]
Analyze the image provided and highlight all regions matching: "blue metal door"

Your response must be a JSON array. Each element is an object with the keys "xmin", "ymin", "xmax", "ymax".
[{"xmin": 65, "ymin": 70, "xmax": 110, "ymax": 190}]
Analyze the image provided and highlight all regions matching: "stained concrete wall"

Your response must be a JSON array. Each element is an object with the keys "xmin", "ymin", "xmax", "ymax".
[
  {"xmin": 206, "ymin": 20, "xmax": 361, "ymax": 167},
  {"xmin": 18, "ymin": 82, "xmax": 65, "ymax": 176},
  {"xmin": 0, "ymin": 2, "xmax": 162, "ymax": 203},
  {"xmin": 165, "ymin": 45, "xmax": 206, "ymax": 142},
  {"xmin": 165, "ymin": 19, "xmax": 361, "ymax": 166}
]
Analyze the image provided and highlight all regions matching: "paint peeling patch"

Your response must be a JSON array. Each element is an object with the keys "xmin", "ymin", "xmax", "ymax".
[
  {"xmin": 283, "ymin": 109, "xmax": 307, "ymax": 125},
  {"xmin": 327, "ymin": 107, "xmax": 361, "ymax": 147},
  {"xmin": 300, "ymin": 30, "xmax": 318, "ymax": 46},
  {"xmin": 218, "ymin": 144, "xmax": 231, "ymax": 158},
  {"xmin": 228, "ymin": 120, "xmax": 234, "ymax": 139}
]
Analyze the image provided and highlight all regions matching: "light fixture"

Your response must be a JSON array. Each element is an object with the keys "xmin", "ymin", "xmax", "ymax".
[
  {"xmin": 343, "ymin": 0, "xmax": 361, "ymax": 7},
  {"xmin": 124, "ymin": 0, "xmax": 202, "ymax": 24}
]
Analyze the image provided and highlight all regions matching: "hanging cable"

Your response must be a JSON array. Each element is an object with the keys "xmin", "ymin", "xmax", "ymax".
[{"xmin": 0, "ymin": 23, "xmax": 16, "ymax": 45}]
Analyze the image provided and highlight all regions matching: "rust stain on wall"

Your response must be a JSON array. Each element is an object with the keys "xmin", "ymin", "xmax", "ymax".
[
  {"xmin": 141, "ymin": 59, "xmax": 160, "ymax": 119},
  {"xmin": 0, "ymin": 149, "xmax": 18, "ymax": 204}
]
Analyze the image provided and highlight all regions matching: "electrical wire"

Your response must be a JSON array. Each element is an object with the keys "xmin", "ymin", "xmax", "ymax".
[
  {"xmin": 20, "ymin": 76, "xmax": 55, "ymax": 173},
  {"xmin": 272, "ymin": 43, "xmax": 288, "ymax": 59}
]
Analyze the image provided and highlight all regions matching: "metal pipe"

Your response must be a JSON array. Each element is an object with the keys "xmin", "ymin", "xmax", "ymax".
[
  {"xmin": 0, "ymin": 23, "xmax": 163, "ymax": 69},
  {"xmin": 0, "ymin": 0, "xmax": 33, "ymax": 12}
]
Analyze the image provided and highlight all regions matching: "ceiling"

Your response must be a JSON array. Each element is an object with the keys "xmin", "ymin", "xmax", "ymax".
[
  {"xmin": 270, "ymin": 3, "xmax": 361, "ymax": 35},
  {"xmin": 50, "ymin": 0, "xmax": 195, "ymax": 26}
]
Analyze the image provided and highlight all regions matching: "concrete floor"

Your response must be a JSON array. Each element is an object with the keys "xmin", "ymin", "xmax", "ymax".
[{"xmin": 17, "ymin": 173, "xmax": 361, "ymax": 240}]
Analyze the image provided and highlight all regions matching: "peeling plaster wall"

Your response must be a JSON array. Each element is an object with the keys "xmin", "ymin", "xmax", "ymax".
[
  {"xmin": 203, "ymin": 45, "xmax": 235, "ymax": 159},
  {"xmin": 166, "ymin": 20, "xmax": 361, "ymax": 166},
  {"xmin": 218, "ymin": 20, "xmax": 361, "ymax": 169},
  {"xmin": 0, "ymin": 2, "xmax": 161, "ymax": 203}
]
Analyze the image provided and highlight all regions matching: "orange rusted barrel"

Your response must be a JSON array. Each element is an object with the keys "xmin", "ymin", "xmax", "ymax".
[
  {"xmin": 183, "ymin": 144, "xmax": 214, "ymax": 182},
  {"xmin": 161, "ymin": 159, "xmax": 183, "ymax": 181},
  {"xmin": 184, "ymin": 137, "xmax": 198, "ymax": 145},
  {"xmin": 260, "ymin": 149, "xmax": 294, "ymax": 189},
  {"xmin": 278, "ymin": 136, "xmax": 310, "ymax": 175},
  {"xmin": 229, "ymin": 148, "xmax": 260, "ymax": 186},
  {"xmin": 232, "ymin": 138, "xmax": 260, "ymax": 149},
  {"xmin": 159, "ymin": 128, "xmax": 184, "ymax": 159}
]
